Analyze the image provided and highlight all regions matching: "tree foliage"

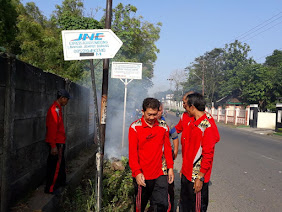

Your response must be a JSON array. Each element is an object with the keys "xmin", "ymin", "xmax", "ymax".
[
  {"xmin": 182, "ymin": 41, "xmax": 281, "ymax": 110},
  {"xmin": 105, "ymin": 3, "xmax": 162, "ymax": 100},
  {"xmin": 0, "ymin": 0, "xmax": 161, "ymax": 94},
  {"xmin": 0, "ymin": 0, "xmax": 21, "ymax": 53}
]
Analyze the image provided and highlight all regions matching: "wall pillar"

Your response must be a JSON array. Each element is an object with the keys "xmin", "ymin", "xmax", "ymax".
[
  {"xmin": 245, "ymin": 106, "xmax": 250, "ymax": 126},
  {"xmin": 211, "ymin": 106, "xmax": 215, "ymax": 117},
  {"xmin": 1, "ymin": 55, "xmax": 16, "ymax": 212},
  {"xmin": 235, "ymin": 106, "xmax": 240, "ymax": 125},
  {"xmin": 217, "ymin": 106, "xmax": 222, "ymax": 122},
  {"xmin": 225, "ymin": 106, "xmax": 228, "ymax": 124}
]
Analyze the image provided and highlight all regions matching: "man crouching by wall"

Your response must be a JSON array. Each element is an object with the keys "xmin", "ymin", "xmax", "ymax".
[
  {"xmin": 44, "ymin": 89, "xmax": 71, "ymax": 194},
  {"xmin": 129, "ymin": 98, "xmax": 174, "ymax": 212}
]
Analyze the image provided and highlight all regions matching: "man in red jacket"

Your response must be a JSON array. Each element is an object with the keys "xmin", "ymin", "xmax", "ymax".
[
  {"xmin": 179, "ymin": 93, "xmax": 220, "ymax": 212},
  {"xmin": 44, "ymin": 89, "xmax": 71, "ymax": 194},
  {"xmin": 129, "ymin": 98, "xmax": 174, "ymax": 212},
  {"xmin": 171, "ymin": 92, "xmax": 194, "ymax": 157}
]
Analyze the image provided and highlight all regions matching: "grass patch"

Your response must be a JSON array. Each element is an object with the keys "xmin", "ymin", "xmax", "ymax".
[
  {"xmin": 236, "ymin": 125, "xmax": 249, "ymax": 128},
  {"xmin": 60, "ymin": 157, "xmax": 134, "ymax": 212},
  {"xmin": 274, "ymin": 132, "xmax": 282, "ymax": 136}
]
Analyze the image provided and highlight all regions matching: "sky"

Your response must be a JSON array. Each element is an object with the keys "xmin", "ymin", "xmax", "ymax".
[{"xmin": 21, "ymin": 0, "xmax": 282, "ymax": 94}]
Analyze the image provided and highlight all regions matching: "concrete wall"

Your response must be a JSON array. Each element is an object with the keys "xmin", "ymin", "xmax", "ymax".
[
  {"xmin": 0, "ymin": 54, "xmax": 94, "ymax": 208},
  {"xmin": 257, "ymin": 112, "xmax": 276, "ymax": 129}
]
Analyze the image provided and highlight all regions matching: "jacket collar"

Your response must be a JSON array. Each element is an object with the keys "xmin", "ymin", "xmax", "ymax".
[
  {"xmin": 141, "ymin": 116, "xmax": 159, "ymax": 128},
  {"xmin": 192, "ymin": 113, "xmax": 207, "ymax": 127}
]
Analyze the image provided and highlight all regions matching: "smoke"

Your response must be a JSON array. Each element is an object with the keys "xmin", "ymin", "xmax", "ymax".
[{"xmin": 104, "ymin": 77, "xmax": 150, "ymax": 159}]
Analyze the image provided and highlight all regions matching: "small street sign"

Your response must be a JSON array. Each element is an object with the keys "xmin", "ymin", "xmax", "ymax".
[
  {"xmin": 111, "ymin": 62, "xmax": 143, "ymax": 147},
  {"xmin": 111, "ymin": 62, "xmax": 142, "ymax": 79},
  {"xmin": 62, "ymin": 29, "xmax": 123, "ymax": 61}
]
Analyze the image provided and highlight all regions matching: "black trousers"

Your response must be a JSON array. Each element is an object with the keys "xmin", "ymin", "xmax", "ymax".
[
  {"xmin": 179, "ymin": 175, "xmax": 209, "ymax": 212},
  {"xmin": 133, "ymin": 175, "xmax": 170, "ymax": 212},
  {"xmin": 45, "ymin": 143, "xmax": 66, "ymax": 193}
]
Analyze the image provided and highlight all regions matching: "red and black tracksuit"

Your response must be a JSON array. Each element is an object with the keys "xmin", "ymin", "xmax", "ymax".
[
  {"xmin": 177, "ymin": 113, "xmax": 220, "ymax": 212},
  {"xmin": 45, "ymin": 101, "xmax": 66, "ymax": 194},
  {"xmin": 129, "ymin": 117, "xmax": 174, "ymax": 212}
]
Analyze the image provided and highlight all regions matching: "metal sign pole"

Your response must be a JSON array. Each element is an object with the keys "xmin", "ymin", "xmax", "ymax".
[
  {"xmin": 97, "ymin": 0, "xmax": 112, "ymax": 211},
  {"xmin": 120, "ymin": 78, "xmax": 133, "ymax": 147}
]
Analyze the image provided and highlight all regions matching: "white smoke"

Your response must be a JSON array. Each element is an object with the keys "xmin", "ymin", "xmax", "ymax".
[{"xmin": 104, "ymin": 77, "xmax": 150, "ymax": 159}]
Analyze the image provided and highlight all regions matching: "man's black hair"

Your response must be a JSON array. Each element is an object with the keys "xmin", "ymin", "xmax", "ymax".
[
  {"xmin": 57, "ymin": 89, "xmax": 71, "ymax": 100},
  {"xmin": 142, "ymin": 98, "xmax": 160, "ymax": 111},
  {"xmin": 187, "ymin": 93, "xmax": 206, "ymax": 111}
]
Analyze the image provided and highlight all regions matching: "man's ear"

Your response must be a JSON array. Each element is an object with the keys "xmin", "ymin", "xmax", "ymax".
[
  {"xmin": 142, "ymin": 110, "xmax": 145, "ymax": 116},
  {"xmin": 190, "ymin": 105, "xmax": 196, "ymax": 112}
]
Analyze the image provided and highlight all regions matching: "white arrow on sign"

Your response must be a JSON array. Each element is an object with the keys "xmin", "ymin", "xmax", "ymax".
[{"xmin": 62, "ymin": 29, "xmax": 123, "ymax": 61}]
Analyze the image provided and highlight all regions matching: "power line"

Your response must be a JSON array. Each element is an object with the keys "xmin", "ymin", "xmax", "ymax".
[
  {"xmin": 242, "ymin": 20, "xmax": 282, "ymax": 42},
  {"xmin": 224, "ymin": 11, "xmax": 282, "ymax": 46},
  {"xmin": 238, "ymin": 15, "xmax": 282, "ymax": 41},
  {"xmin": 255, "ymin": 48, "xmax": 282, "ymax": 62},
  {"xmin": 234, "ymin": 12, "xmax": 282, "ymax": 41}
]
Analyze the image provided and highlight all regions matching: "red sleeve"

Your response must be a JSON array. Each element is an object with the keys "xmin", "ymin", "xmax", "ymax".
[
  {"xmin": 164, "ymin": 128, "xmax": 174, "ymax": 169},
  {"xmin": 174, "ymin": 115, "xmax": 183, "ymax": 133},
  {"xmin": 200, "ymin": 126, "xmax": 219, "ymax": 174},
  {"xmin": 46, "ymin": 107, "xmax": 59, "ymax": 148},
  {"xmin": 128, "ymin": 126, "xmax": 142, "ymax": 177}
]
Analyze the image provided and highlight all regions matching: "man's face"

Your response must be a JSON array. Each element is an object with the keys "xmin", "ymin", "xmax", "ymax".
[
  {"xmin": 183, "ymin": 96, "xmax": 188, "ymax": 110},
  {"xmin": 185, "ymin": 98, "xmax": 194, "ymax": 117},
  {"xmin": 157, "ymin": 105, "xmax": 163, "ymax": 119},
  {"xmin": 60, "ymin": 97, "xmax": 69, "ymax": 106},
  {"xmin": 143, "ymin": 108, "xmax": 159, "ymax": 125}
]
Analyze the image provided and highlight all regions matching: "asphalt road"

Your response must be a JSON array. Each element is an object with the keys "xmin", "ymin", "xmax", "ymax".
[{"xmin": 165, "ymin": 112, "xmax": 282, "ymax": 212}]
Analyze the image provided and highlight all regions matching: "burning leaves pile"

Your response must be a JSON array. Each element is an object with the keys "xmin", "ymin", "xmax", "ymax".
[{"xmin": 61, "ymin": 157, "xmax": 134, "ymax": 212}]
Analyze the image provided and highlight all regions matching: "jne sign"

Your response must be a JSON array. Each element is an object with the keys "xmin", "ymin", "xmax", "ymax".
[{"xmin": 62, "ymin": 29, "xmax": 123, "ymax": 61}]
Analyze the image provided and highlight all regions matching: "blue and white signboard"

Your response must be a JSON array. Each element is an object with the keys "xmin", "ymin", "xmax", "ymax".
[{"xmin": 62, "ymin": 29, "xmax": 123, "ymax": 61}]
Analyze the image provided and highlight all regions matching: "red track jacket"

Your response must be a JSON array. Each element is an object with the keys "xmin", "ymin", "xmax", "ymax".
[
  {"xmin": 182, "ymin": 113, "xmax": 220, "ymax": 183},
  {"xmin": 129, "ymin": 117, "xmax": 174, "ymax": 180},
  {"xmin": 45, "ymin": 101, "xmax": 66, "ymax": 148},
  {"xmin": 174, "ymin": 112, "xmax": 193, "ymax": 156}
]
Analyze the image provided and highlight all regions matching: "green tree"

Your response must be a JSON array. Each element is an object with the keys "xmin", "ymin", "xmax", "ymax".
[
  {"xmin": 183, "ymin": 48, "xmax": 225, "ymax": 105},
  {"xmin": 102, "ymin": 3, "xmax": 161, "ymax": 100},
  {"xmin": 264, "ymin": 50, "xmax": 282, "ymax": 109},
  {"xmin": 232, "ymin": 64, "xmax": 274, "ymax": 110},
  {"xmin": 219, "ymin": 40, "xmax": 254, "ymax": 98},
  {"xmin": 265, "ymin": 49, "xmax": 282, "ymax": 67},
  {"xmin": 111, "ymin": 4, "xmax": 160, "ymax": 76},
  {"xmin": 52, "ymin": 0, "xmax": 102, "ymax": 30},
  {"xmin": 0, "ymin": 0, "xmax": 21, "ymax": 53}
]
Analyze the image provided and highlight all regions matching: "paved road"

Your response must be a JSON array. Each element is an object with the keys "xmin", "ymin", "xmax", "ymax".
[{"xmin": 165, "ymin": 113, "xmax": 282, "ymax": 212}]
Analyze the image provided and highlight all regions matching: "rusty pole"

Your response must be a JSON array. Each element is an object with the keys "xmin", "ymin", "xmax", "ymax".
[{"xmin": 96, "ymin": 0, "xmax": 112, "ymax": 211}]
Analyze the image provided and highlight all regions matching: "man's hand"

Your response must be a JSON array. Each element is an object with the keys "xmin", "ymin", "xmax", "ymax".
[
  {"xmin": 193, "ymin": 178, "xmax": 203, "ymax": 193},
  {"xmin": 168, "ymin": 168, "xmax": 174, "ymax": 184},
  {"xmin": 136, "ymin": 173, "xmax": 146, "ymax": 187},
  {"xmin": 173, "ymin": 150, "xmax": 178, "ymax": 160},
  {"xmin": 173, "ymin": 138, "xmax": 179, "ymax": 160},
  {"xmin": 51, "ymin": 146, "xmax": 58, "ymax": 155}
]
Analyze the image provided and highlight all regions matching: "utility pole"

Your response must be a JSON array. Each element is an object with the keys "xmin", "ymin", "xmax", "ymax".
[
  {"xmin": 192, "ymin": 61, "xmax": 204, "ymax": 97},
  {"xmin": 201, "ymin": 60, "xmax": 205, "ymax": 97},
  {"xmin": 96, "ymin": 0, "xmax": 112, "ymax": 211}
]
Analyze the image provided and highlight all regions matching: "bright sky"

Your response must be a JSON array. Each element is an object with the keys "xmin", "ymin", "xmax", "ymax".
[{"xmin": 22, "ymin": 0, "xmax": 282, "ymax": 94}]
